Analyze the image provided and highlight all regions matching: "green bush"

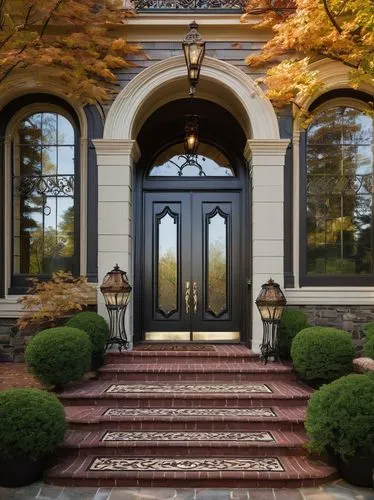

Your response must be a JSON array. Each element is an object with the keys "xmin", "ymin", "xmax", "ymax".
[
  {"xmin": 278, "ymin": 308, "xmax": 309, "ymax": 359},
  {"xmin": 25, "ymin": 327, "xmax": 92, "ymax": 386},
  {"xmin": 66, "ymin": 312, "xmax": 109, "ymax": 368},
  {"xmin": 363, "ymin": 334, "xmax": 374, "ymax": 359},
  {"xmin": 363, "ymin": 322, "xmax": 374, "ymax": 339},
  {"xmin": 306, "ymin": 373, "xmax": 374, "ymax": 460},
  {"xmin": 0, "ymin": 388, "xmax": 67, "ymax": 460},
  {"xmin": 291, "ymin": 326, "xmax": 355, "ymax": 384},
  {"xmin": 66, "ymin": 312, "xmax": 109, "ymax": 353}
]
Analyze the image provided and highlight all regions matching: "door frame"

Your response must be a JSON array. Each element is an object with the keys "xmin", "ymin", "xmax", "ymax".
[{"xmin": 133, "ymin": 157, "xmax": 251, "ymax": 345}]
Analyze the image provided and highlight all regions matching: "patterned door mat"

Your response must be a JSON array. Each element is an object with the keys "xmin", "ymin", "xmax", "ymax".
[
  {"xmin": 101, "ymin": 431, "xmax": 275, "ymax": 442},
  {"xmin": 103, "ymin": 407, "xmax": 277, "ymax": 417},
  {"xmin": 134, "ymin": 344, "xmax": 216, "ymax": 351},
  {"xmin": 89, "ymin": 457, "xmax": 284, "ymax": 472},
  {"xmin": 105, "ymin": 383, "xmax": 272, "ymax": 394}
]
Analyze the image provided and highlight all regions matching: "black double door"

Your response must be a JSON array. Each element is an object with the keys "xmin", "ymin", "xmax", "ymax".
[{"xmin": 143, "ymin": 191, "xmax": 241, "ymax": 341}]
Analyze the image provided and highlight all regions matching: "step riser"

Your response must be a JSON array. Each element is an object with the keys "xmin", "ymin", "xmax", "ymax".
[
  {"xmin": 67, "ymin": 421, "xmax": 305, "ymax": 432},
  {"xmin": 60, "ymin": 397, "xmax": 308, "ymax": 408},
  {"xmin": 99, "ymin": 372, "xmax": 296, "ymax": 382},
  {"xmin": 45, "ymin": 476, "xmax": 338, "ymax": 489},
  {"xmin": 59, "ymin": 446, "xmax": 307, "ymax": 458},
  {"xmin": 105, "ymin": 355, "xmax": 258, "ymax": 365}
]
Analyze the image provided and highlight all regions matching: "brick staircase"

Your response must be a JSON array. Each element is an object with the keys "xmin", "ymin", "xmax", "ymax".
[{"xmin": 45, "ymin": 344, "xmax": 337, "ymax": 488}]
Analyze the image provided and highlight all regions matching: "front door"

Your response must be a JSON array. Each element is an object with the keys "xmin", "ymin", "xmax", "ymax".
[{"xmin": 143, "ymin": 191, "xmax": 241, "ymax": 341}]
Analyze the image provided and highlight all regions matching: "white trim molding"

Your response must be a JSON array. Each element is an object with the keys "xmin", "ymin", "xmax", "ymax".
[
  {"xmin": 285, "ymin": 288, "xmax": 374, "ymax": 306},
  {"xmin": 104, "ymin": 55, "xmax": 280, "ymax": 141}
]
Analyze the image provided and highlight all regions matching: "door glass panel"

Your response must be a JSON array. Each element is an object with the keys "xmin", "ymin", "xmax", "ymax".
[
  {"xmin": 207, "ymin": 209, "xmax": 227, "ymax": 317},
  {"xmin": 157, "ymin": 209, "xmax": 178, "ymax": 317},
  {"xmin": 149, "ymin": 143, "xmax": 234, "ymax": 177}
]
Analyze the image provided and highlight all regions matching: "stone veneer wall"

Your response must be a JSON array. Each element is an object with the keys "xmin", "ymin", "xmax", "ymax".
[
  {"xmin": 0, "ymin": 318, "xmax": 25, "ymax": 362},
  {"xmin": 291, "ymin": 305, "xmax": 374, "ymax": 353}
]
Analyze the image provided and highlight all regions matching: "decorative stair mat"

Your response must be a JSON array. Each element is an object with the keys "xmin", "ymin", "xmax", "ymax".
[
  {"xmin": 103, "ymin": 407, "xmax": 277, "ymax": 417},
  {"xmin": 134, "ymin": 344, "xmax": 216, "ymax": 351},
  {"xmin": 89, "ymin": 457, "xmax": 284, "ymax": 472},
  {"xmin": 101, "ymin": 431, "xmax": 275, "ymax": 442},
  {"xmin": 105, "ymin": 383, "xmax": 272, "ymax": 394}
]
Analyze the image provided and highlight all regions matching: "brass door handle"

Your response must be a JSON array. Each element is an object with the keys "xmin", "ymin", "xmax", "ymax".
[
  {"xmin": 193, "ymin": 281, "xmax": 198, "ymax": 314},
  {"xmin": 185, "ymin": 281, "xmax": 190, "ymax": 314}
]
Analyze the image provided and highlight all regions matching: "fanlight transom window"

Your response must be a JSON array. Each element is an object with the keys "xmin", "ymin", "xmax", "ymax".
[{"xmin": 148, "ymin": 142, "xmax": 235, "ymax": 177}]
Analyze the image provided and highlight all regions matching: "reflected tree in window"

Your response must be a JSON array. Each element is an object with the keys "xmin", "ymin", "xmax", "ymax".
[
  {"xmin": 13, "ymin": 112, "xmax": 76, "ymax": 276},
  {"xmin": 306, "ymin": 106, "xmax": 373, "ymax": 275}
]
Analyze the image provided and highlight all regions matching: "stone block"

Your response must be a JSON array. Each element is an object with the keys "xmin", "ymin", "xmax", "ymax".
[{"xmin": 0, "ymin": 334, "xmax": 11, "ymax": 344}]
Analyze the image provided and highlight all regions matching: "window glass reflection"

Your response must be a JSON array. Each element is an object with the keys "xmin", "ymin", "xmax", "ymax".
[
  {"xmin": 306, "ymin": 106, "xmax": 374, "ymax": 275},
  {"xmin": 13, "ymin": 112, "xmax": 76, "ymax": 275},
  {"xmin": 149, "ymin": 143, "xmax": 234, "ymax": 177}
]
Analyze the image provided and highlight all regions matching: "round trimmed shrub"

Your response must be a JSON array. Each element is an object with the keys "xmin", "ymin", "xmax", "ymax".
[
  {"xmin": 363, "ymin": 322, "xmax": 374, "ymax": 339},
  {"xmin": 305, "ymin": 373, "xmax": 374, "ymax": 460},
  {"xmin": 66, "ymin": 312, "xmax": 109, "ymax": 368},
  {"xmin": 25, "ymin": 327, "xmax": 92, "ymax": 386},
  {"xmin": 291, "ymin": 326, "xmax": 355, "ymax": 384},
  {"xmin": 278, "ymin": 308, "xmax": 309, "ymax": 359},
  {"xmin": 363, "ymin": 334, "xmax": 374, "ymax": 359},
  {"xmin": 0, "ymin": 388, "xmax": 67, "ymax": 460}
]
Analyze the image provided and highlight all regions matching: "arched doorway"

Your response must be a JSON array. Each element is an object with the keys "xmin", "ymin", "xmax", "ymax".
[{"xmin": 133, "ymin": 99, "xmax": 249, "ymax": 344}]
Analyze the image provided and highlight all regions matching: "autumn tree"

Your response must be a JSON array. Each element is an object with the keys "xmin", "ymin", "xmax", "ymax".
[
  {"xmin": 242, "ymin": 0, "xmax": 374, "ymax": 109},
  {"xmin": 0, "ymin": 0, "xmax": 141, "ymax": 103}
]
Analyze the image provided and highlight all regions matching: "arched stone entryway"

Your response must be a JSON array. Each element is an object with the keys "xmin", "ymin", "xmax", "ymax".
[{"xmin": 94, "ymin": 56, "xmax": 289, "ymax": 352}]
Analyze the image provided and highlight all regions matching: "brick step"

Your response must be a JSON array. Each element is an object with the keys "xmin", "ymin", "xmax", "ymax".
[
  {"xmin": 98, "ymin": 362, "xmax": 296, "ymax": 382},
  {"xmin": 59, "ymin": 429, "xmax": 308, "ymax": 458},
  {"xmin": 65, "ymin": 406, "xmax": 306, "ymax": 432},
  {"xmin": 44, "ymin": 455, "xmax": 337, "ymax": 488},
  {"xmin": 57, "ymin": 381, "xmax": 312, "ymax": 408},
  {"xmin": 106, "ymin": 344, "xmax": 258, "ymax": 365}
]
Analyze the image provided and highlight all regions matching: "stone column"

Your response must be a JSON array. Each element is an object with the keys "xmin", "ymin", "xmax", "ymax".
[
  {"xmin": 93, "ymin": 139, "xmax": 140, "ymax": 347},
  {"xmin": 245, "ymin": 139, "xmax": 290, "ymax": 353}
]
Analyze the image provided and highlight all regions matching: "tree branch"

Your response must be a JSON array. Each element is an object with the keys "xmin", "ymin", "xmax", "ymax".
[
  {"xmin": 40, "ymin": 0, "xmax": 65, "ymax": 39},
  {"xmin": 313, "ymin": 48, "xmax": 360, "ymax": 69},
  {"xmin": 322, "ymin": 0, "xmax": 342, "ymax": 34}
]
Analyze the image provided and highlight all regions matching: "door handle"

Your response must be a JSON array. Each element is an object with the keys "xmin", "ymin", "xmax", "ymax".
[
  {"xmin": 193, "ymin": 281, "xmax": 198, "ymax": 314},
  {"xmin": 185, "ymin": 281, "xmax": 190, "ymax": 314}
]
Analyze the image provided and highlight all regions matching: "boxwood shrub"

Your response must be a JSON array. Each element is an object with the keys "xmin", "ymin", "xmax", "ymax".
[
  {"xmin": 305, "ymin": 373, "xmax": 374, "ymax": 460},
  {"xmin": 0, "ymin": 388, "xmax": 67, "ymax": 460},
  {"xmin": 291, "ymin": 326, "xmax": 355, "ymax": 384},
  {"xmin": 66, "ymin": 312, "xmax": 110, "ymax": 368},
  {"xmin": 278, "ymin": 308, "xmax": 309, "ymax": 359},
  {"xmin": 363, "ymin": 334, "xmax": 374, "ymax": 359},
  {"xmin": 25, "ymin": 327, "xmax": 92, "ymax": 386},
  {"xmin": 363, "ymin": 322, "xmax": 374, "ymax": 339}
]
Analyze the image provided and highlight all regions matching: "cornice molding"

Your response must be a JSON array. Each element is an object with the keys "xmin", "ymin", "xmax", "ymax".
[{"xmin": 93, "ymin": 139, "xmax": 141, "ymax": 161}]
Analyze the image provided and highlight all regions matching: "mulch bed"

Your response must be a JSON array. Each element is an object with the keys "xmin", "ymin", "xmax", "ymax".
[{"xmin": 0, "ymin": 363, "xmax": 44, "ymax": 391}]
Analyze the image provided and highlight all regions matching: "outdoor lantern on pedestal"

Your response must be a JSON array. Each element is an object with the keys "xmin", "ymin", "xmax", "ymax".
[
  {"xmin": 182, "ymin": 21, "xmax": 206, "ymax": 96},
  {"xmin": 100, "ymin": 264, "xmax": 132, "ymax": 351},
  {"xmin": 255, "ymin": 278, "xmax": 286, "ymax": 364}
]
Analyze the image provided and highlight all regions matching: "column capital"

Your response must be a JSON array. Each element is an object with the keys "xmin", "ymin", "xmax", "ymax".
[
  {"xmin": 244, "ymin": 139, "xmax": 290, "ymax": 160},
  {"xmin": 93, "ymin": 139, "xmax": 141, "ymax": 162}
]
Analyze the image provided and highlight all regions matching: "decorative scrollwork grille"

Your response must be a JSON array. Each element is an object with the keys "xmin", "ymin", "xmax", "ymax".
[{"xmin": 133, "ymin": 0, "xmax": 246, "ymax": 10}]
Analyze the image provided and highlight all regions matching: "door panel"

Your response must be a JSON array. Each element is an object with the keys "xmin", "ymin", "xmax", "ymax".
[
  {"xmin": 191, "ymin": 193, "xmax": 240, "ymax": 333},
  {"xmin": 143, "ymin": 191, "xmax": 241, "ymax": 339}
]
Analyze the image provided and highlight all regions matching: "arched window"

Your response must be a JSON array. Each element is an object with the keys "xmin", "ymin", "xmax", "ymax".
[
  {"xmin": 305, "ymin": 104, "xmax": 374, "ymax": 282},
  {"xmin": 12, "ymin": 110, "xmax": 79, "ymax": 286},
  {"xmin": 148, "ymin": 142, "xmax": 235, "ymax": 177}
]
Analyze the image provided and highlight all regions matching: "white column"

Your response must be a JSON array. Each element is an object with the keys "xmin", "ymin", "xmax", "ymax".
[
  {"xmin": 245, "ymin": 139, "xmax": 289, "ymax": 353},
  {"xmin": 93, "ymin": 139, "xmax": 140, "ymax": 347}
]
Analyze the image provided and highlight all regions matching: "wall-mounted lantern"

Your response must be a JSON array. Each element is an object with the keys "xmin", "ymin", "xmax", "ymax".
[
  {"xmin": 100, "ymin": 264, "xmax": 132, "ymax": 351},
  {"xmin": 182, "ymin": 21, "xmax": 206, "ymax": 96},
  {"xmin": 255, "ymin": 278, "xmax": 286, "ymax": 363}
]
